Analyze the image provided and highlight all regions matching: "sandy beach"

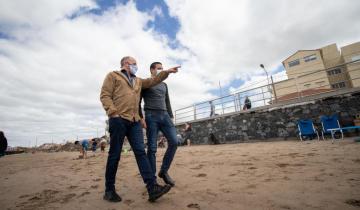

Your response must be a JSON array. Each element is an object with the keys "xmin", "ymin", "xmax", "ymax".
[{"xmin": 1, "ymin": 139, "xmax": 360, "ymax": 210}]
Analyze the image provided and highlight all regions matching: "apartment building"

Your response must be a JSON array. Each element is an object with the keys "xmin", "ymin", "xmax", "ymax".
[
  {"xmin": 273, "ymin": 42, "xmax": 360, "ymax": 101},
  {"xmin": 341, "ymin": 42, "xmax": 360, "ymax": 87}
]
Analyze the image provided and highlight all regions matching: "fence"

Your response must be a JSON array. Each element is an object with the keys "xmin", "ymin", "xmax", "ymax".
[{"xmin": 174, "ymin": 59, "xmax": 360, "ymax": 124}]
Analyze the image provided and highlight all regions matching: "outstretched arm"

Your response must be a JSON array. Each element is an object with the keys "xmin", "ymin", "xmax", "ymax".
[{"xmin": 141, "ymin": 66, "xmax": 179, "ymax": 89}]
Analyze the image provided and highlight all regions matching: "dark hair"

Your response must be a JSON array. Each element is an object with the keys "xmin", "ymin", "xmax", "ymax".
[
  {"xmin": 0, "ymin": 131, "xmax": 4, "ymax": 138},
  {"xmin": 150, "ymin": 62, "xmax": 162, "ymax": 70},
  {"xmin": 120, "ymin": 56, "xmax": 131, "ymax": 67}
]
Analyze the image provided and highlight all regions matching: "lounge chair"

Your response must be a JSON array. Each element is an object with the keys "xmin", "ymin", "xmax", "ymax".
[
  {"xmin": 297, "ymin": 119, "xmax": 320, "ymax": 141},
  {"xmin": 320, "ymin": 115, "xmax": 343, "ymax": 140}
]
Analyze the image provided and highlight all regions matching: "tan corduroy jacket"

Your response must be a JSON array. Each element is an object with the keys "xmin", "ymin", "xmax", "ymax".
[{"xmin": 100, "ymin": 70, "xmax": 169, "ymax": 122}]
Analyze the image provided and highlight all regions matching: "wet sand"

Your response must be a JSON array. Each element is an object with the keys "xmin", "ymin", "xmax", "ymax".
[{"xmin": 1, "ymin": 139, "xmax": 360, "ymax": 210}]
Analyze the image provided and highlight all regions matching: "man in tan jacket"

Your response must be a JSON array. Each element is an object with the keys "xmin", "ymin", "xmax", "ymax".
[{"xmin": 100, "ymin": 56, "xmax": 179, "ymax": 203}]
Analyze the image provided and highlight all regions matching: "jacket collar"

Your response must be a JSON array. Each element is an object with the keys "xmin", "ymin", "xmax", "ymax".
[{"xmin": 114, "ymin": 70, "xmax": 136, "ymax": 87}]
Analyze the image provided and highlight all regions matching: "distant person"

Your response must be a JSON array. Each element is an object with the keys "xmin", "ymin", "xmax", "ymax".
[
  {"xmin": 209, "ymin": 133, "xmax": 220, "ymax": 145},
  {"xmin": 182, "ymin": 123, "xmax": 192, "ymax": 146},
  {"xmin": 91, "ymin": 139, "xmax": 98, "ymax": 153},
  {"xmin": 0, "ymin": 131, "xmax": 8, "ymax": 157},
  {"xmin": 243, "ymin": 96, "xmax": 251, "ymax": 110},
  {"xmin": 100, "ymin": 139, "xmax": 107, "ymax": 153},
  {"xmin": 176, "ymin": 134, "xmax": 183, "ymax": 146},
  {"xmin": 139, "ymin": 61, "xmax": 179, "ymax": 187},
  {"xmin": 100, "ymin": 56, "xmax": 178, "ymax": 202},
  {"xmin": 209, "ymin": 101, "xmax": 215, "ymax": 117},
  {"xmin": 75, "ymin": 139, "xmax": 89, "ymax": 159},
  {"xmin": 158, "ymin": 136, "xmax": 166, "ymax": 148}
]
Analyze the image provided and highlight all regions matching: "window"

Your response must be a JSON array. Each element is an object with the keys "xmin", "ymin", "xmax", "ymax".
[
  {"xmin": 327, "ymin": 68, "xmax": 342, "ymax": 76},
  {"xmin": 304, "ymin": 54, "xmax": 317, "ymax": 62},
  {"xmin": 351, "ymin": 54, "xmax": 360, "ymax": 62},
  {"xmin": 331, "ymin": 82, "xmax": 346, "ymax": 89},
  {"xmin": 288, "ymin": 59, "xmax": 300, "ymax": 67}
]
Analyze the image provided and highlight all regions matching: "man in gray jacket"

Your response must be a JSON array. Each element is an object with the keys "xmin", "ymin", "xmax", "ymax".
[{"xmin": 140, "ymin": 62, "xmax": 178, "ymax": 187}]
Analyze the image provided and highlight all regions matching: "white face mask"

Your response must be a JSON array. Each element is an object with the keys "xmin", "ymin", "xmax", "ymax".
[
  {"xmin": 156, "ymin": 68, "xmax": 163, "ymax": 75},
  {"xmin": 129, "ymin": 64, "xmax": 138, "ymax": 75}
]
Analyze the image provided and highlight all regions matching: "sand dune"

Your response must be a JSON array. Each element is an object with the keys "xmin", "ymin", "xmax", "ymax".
[{"xmin": 1, "ymin": 139, "xmax": 360, "ymax": 210}]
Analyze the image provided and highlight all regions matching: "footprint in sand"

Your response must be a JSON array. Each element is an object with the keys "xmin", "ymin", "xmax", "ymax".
[
  {"xmin": 276, "ymin": 163, "xmax": 289, "ymax": 168},
  {"xmin": 248, "ymin": 167, "xmax": 257, "ymax": 170},
  {"xmin": 263, "ymin": 178, "xmax": 273, "ymax": 182},
  {"xmin": 61, "ymin": 193, "xmax": 76, "ymax": 204},
  {"xmin": 353, "ymin": 159, "xmax": 360, "ymax": 163},
  {"xmin": 124, "ymin": 199, "xmax": 135, "ymax": 205},
  {"xmin": 187, "ymin": 203, "xmax": 200, "ymax": 209},
  {"xmin": 19, "ymin": 189, "xmax": 61, "ymax": 209},
  {"xmin": 91, "ymin": 185, "xmax": 99, "ymax": 189},
  {"xmin": 19, "ymin": 194, "xmax": 31, "ymax": 199},
  {"xmin": 195, "ymin": 173, "xmax": 207, "ymax": 177},
  {"xmin": 345, "ymin": 199, "xmax": 360, "ymax": 207},
  {"xmin": 283, "ymin": 176, "xmax": 291, "ymax": 180},
  {"xmin": 279, "ymin": 204, "xmax": 292, "ymax": 209},
  {"xmin": 78, "ymin": 191, "xmax": 90, "ymax": 198},
  {"xmin": 68, "ymin": 185, "xmax": 78, "ymax": 189},
  {"xmin": 277, "ymin": 163, "xmax": 306, "ymax": 168},
  {"xmin": 220, "ymin": 188, "xmax": 231, "ymax": 193},
  {"xmin": 206, "ymin": 190, "xmax": 217, "ymax": 197},
  {"xmin": 190, "ymin": 164, "xmax": 204, "ymax": 170},
  {"xmin": 246, "ymin": 184, "xmax": 257, "ymax": 189},
  {"xmin": 292, "ymin": 163, "xmax": 305, "ymax": 167},
  {"xmin": 93, "ymin": 178, "xmax": 102, "ymax": 182}
]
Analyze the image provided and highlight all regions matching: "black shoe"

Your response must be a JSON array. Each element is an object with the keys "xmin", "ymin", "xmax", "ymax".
[
  {"xmin": 159, "ymin": 171, "xmax": 175, "ymax": 187},
  {"xmin": 148, "ymin": 184, "xmax": 171, "ymax": 202},
  {"xmin": 103, "ymin": 190, "xmax": 122, "ymax": 202}
]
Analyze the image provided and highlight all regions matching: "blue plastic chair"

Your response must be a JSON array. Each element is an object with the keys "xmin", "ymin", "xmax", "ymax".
[
  {"xmin": 320, "ymin": 115, "xmax": 343, "ymax": 140},
  {"xmin": 297, "ymin": 119, "xmax": 320, "ymax": 141}
]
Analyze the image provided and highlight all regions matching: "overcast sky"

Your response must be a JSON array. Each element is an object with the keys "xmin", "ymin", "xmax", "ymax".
[{"xmin": 1, "ymin": 0, "xmax": 360, "ymax": 146}]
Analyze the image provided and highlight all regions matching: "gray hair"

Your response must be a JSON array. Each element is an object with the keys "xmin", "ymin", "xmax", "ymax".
[{"xmin": 120, "ymin": 56, "xmax": 131, "ymax": 67}]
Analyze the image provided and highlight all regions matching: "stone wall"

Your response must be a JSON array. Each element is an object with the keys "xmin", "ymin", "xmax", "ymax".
[{"xmin": 175, "ymin": 92, "xmax": 360, "ymax": 145}]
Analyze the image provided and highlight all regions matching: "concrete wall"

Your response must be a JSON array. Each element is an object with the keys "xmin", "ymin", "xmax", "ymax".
[{"xmin": 176, "ymin": 91, "xmax": 360, "ymax": 145}]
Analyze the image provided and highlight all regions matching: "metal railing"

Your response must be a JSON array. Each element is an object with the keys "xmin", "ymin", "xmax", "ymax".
[{"xmin": 174, "ymin": 59, "xmax": 360, "ymax": 124}]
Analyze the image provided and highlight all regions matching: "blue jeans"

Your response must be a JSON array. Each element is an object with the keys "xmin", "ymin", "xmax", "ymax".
[
  {"xmin": 145, "ymin": 110, "xmax": 178, "ymax": 176},
  {"xmin": 105, "ymin": 117, "xmax": 156, "ymax": 192}
]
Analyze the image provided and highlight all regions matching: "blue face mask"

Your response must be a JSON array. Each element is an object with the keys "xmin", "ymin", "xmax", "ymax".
[{"xmin": 129, "ymin": 64, "xmax": 138, "ymax": 75}]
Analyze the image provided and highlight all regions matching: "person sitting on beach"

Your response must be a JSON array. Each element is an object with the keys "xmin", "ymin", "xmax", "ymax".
[
  {"xmin": 158, "ymin": 136, "xmax": 166, "ymax": 148},
  {"xmin": 75, "ymin": 139, "xmax": 89, "ymax": 159},
  {"xmin": 100, "ymin": 139, "xmax": 107, "ymax": 153},
  {"xmin": 0, "ymin": 131, "xmax": 8, "ymax": 157},
  {"xmin": 182, "ymin": 123, "xmax": 192, "ymax": 146}
]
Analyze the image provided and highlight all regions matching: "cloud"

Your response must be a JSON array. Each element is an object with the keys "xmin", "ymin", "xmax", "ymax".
[
  {"xmin": 0, "ymin": 0, "xmax": 196, "ymax": 146},
  {"xmin": 166, "ymin": 0, "xmax": 360, "ymax": 83},
  {"xmin": 1, "ymin": 0, "xmax": 360, "ymax": 146}
]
